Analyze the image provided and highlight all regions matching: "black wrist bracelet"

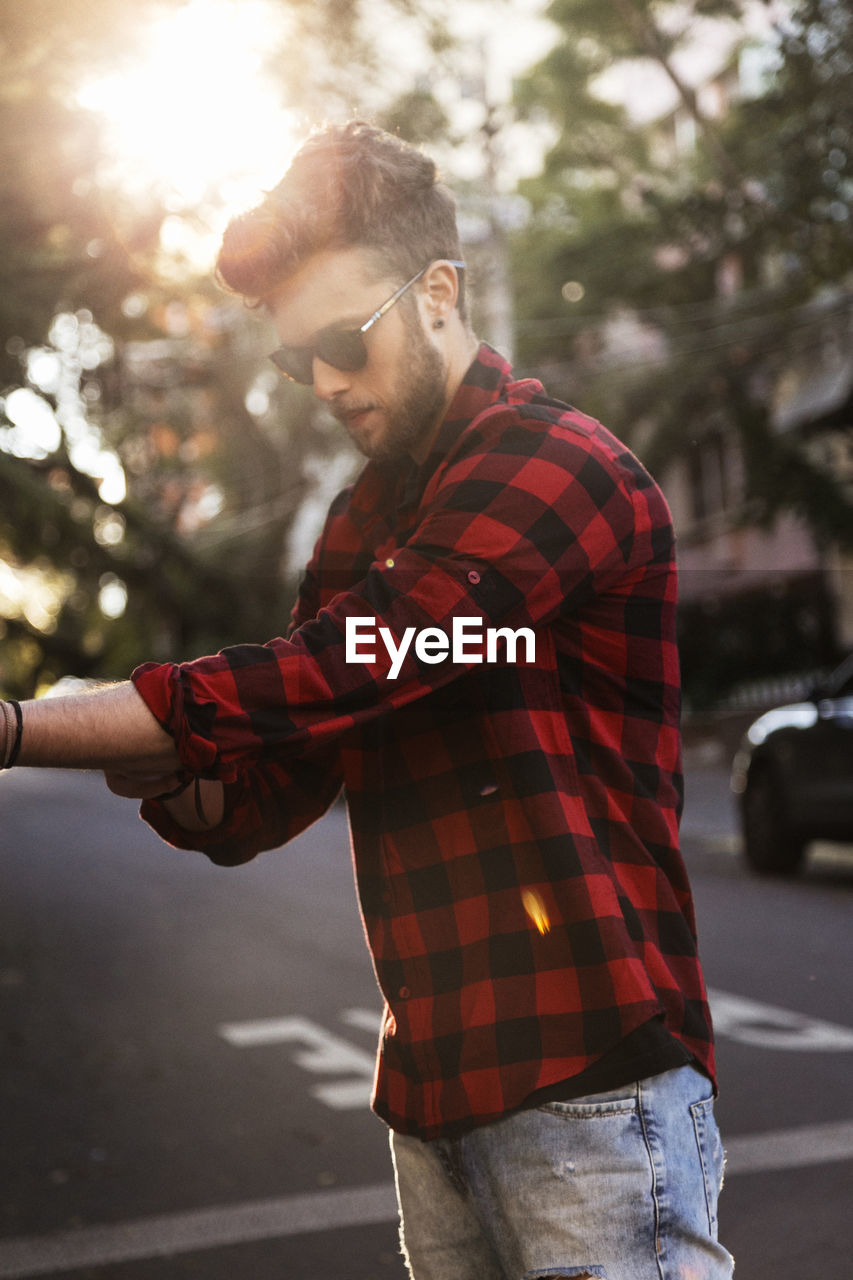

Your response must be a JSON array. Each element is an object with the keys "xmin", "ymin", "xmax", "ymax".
[
  {"xmin": 193, "ymin": 775, "xmax": 207, "ymax": 826},
  {"xmin": 154, "ymin": 775, "xmax": 208, "ymax": 826},
  {"xmin": 2, "ymin": 700, "xmax": 23, "ymax": 769},
  {"xmin": 154, "ymin": 776, "xmax": 194, "ymax": 801}
]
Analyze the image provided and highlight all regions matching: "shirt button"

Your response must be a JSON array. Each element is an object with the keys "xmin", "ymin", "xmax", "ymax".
[
  {"xmin": 398, "ymin": 986, "xmax": 411, "ymax": 1000},
  {"xmin": 479, "ymin": 782, "xmax": 499, "ymax": 797},
  {"xmin": 467, "ymin": 569, "xmax": 481, "ymax": 584},
  {"xmin": 385, "ymin": 558, "xmax": 395, "ymax": 568}
]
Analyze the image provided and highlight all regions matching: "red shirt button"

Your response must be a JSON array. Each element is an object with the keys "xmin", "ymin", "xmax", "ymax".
[
  {"xmin": 398, "ymin": 986, "xmax": 411, "ymax": 1000},
  {"xmin": 467, "ymin": 570, "xmax": 481, "ymax": 584}
]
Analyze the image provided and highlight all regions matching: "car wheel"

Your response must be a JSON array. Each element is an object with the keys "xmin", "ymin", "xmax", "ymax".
[{"xmin": 742, "ymin": 766, "xmax": 807, "ymax": 875}]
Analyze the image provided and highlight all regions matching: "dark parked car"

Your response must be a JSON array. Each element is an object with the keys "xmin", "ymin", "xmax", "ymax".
[{"xmin": 731, "ymin": 652, "xmax": 853, "ymax": 874}]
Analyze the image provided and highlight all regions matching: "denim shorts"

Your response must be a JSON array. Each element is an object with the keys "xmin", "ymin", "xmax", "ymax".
[{"xmin": 390, "ymin": 1064, "xmax": 734, "ymax": 1280}]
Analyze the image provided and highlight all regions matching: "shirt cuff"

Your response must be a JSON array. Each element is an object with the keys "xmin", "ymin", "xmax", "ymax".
[{"xmin": 132, "ymin": 660, "xmax": 223, "ymax": 776}]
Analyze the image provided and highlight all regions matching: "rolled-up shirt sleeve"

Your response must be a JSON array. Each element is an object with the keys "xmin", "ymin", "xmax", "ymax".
[{"xmin": 139, "ymin": 747, "xmax": 343, "ymax": 864}]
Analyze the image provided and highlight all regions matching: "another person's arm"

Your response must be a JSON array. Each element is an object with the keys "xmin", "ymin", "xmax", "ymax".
[
  {"xmin": 0, "ymin": 485, "xmax": 351, "ymax": 852},
  {"xmin": 2, "ymin": 684, "xmax": 340, "ymax": 861},
  {"xmin": 0, "ymin": 680, "xmax": 225, "ymax": 829},
  {"xmin": 4, "ymin": 682, "xmax": 178, "ymax": 773}
]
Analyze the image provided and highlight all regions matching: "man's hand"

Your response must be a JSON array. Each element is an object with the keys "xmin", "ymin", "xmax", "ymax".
[
  {"xmin": 104, "ymin": 770, "xmax": 188, "ymax": 801},
  {"xmin": 105, "ymin": 769, "xmax": 225, "ymax": 832}
]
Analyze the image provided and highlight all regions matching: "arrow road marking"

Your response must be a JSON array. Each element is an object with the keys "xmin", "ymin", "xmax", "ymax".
[
  {"xmin": 217, "ymin": 1011, "xmax": 380, "ymax": 1110},
  {"xmin": 340, "ymin": 1007, "xmax": 384, "ymax": 1034},
  {"xmin": 216, "ymin": 994, "xmax": 853, "ymax": 1116},
  {"xmin": 217, "ymin": 995, "xmax": 853, "ymax": 1120}
]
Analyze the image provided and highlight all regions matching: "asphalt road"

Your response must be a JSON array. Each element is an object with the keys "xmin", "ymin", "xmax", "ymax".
[{"xmin": 1, "ymin": 762, "xmax": 852, "ymax": 1278}]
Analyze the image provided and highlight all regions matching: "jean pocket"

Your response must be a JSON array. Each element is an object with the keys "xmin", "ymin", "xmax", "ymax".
[
  {"xmin": 537, "ymin": 1089, "xmax": 638, "ymax": 1119},
  {"xmin": 690, "ymin": 1096, "xmax": 725, "ymax": 1236}
]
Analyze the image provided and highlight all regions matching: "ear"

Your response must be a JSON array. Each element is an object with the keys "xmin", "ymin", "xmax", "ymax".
[{"xmin": 420, "ymin": 260, "xmax": 459, "ymax": 320}]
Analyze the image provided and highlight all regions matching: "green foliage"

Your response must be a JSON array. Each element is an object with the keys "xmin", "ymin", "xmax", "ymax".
[
  {"xmin": 728, "ymin": 0, "xmax": 853, "ymax": 289},
  {"xmin": 512, "ymin": 0, "xmax": 853, "ymax": 704},
  {"xmin": 0, "ymin": 0, "xmax": 450, "ymax": 697},
  {"xmin": 378, "ymin": 87, "xmax": 452, "ymax": 146},
  {"xmin": 512, "ymin": 0, "xmax": 853, "ymax": 469}
]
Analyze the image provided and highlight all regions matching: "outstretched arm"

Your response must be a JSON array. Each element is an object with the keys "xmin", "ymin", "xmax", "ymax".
[
  {"xmin": 2, "ymin": 683, "xmax": 179, "ymax": 773},
  {"xmin": 2, "ymin": 683, "xmax": 226, "ymax": 831}
]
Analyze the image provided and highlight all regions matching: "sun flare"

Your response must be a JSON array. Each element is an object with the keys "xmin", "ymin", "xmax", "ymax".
[{"xmin": 77, "ymin": 0, "xmax": 302, "ymax": 214}]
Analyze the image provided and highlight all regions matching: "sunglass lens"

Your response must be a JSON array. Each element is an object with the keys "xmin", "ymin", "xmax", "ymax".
[
  {"xmin": 317, "ymin": 330, "xmax": 368, "ymax": 373},
  {"xmin": 271, "ymin": 329, "xmax": 368, "ymax": 384},
  {"xmin": 270, "ymin": 346, "xmax": 313, "ymax": 384}
]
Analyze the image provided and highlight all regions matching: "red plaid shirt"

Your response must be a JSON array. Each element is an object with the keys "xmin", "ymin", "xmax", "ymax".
[{"xmin": 134, "ymin": 344, "xmax": 715, "ymax": 1140}]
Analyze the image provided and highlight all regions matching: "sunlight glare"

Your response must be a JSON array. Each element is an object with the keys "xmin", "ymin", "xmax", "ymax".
[
  {"xmin": 522, "ymin": 888, "xmax": 551, "ymax": 936},
  {"xmin": 77, "ymin": 0, "xmax": 301, "ymax": 212},
  {"xmin": 2, "ymin": 390, "xmax": 61, "ymax": 460},
  {"xmin": 0, "ymin": 559, "xmax": 74, "ymax": 637}
]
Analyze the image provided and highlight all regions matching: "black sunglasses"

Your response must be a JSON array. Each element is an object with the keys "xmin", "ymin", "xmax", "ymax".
[{"xmin": 269, "ymin": 259, "xmax": 466, "ymax": 385}]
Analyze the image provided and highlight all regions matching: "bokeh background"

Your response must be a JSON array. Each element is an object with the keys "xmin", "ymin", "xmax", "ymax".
[{"xmin": 2, "ymin": 9, "xmax": 853, "ymax": 1275}]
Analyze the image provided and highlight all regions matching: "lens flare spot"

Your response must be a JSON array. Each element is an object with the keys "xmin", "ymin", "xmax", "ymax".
[{"xmin": 522, "ymin": 888, "xmax": 551, "ymax": 936}]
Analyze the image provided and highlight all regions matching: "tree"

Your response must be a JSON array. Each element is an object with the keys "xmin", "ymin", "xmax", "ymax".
[
  {"xmin": 512, "ymin": 0, "xmax": 853, "ymax": 702},
  {"xmin": 0, "ymin": 0, "xmax": 454, "ymax": 698}
]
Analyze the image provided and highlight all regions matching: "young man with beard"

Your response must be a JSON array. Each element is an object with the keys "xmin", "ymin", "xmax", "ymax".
[{"xmin": 3, "ymin": 121, "xmax": 733, "ymax": 1279}]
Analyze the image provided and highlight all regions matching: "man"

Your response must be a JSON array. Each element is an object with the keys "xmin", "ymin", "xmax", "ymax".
[{"xmin": 3, "ymin": 121, "xmax": 733, "ymax": 1279}]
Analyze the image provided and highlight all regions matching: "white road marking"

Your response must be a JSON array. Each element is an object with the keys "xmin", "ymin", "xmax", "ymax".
[
  {"xmin": 217, "ymin": 1015, "xmax": 374, "ymax": 1067},
  {"xmin": 219, "ymin": 1012, "xmax": 382, "ymax": 1110},
  {"xmin": 0, "ymin": 1182, "xmax": 398, "ymax": 1279},
  {"xmin": 218, "ymin": 1014, "xmax": 375, "ymax": 1109},
  {"xmin": 340, "ymin": 1006, "xmax": 384, "ymax": 1034},
  {"xmin": 0, "ymin": 1119, "xmax": 851, "ymax": 1277},
  {"xmin": 708, "ymin": 988, "xmax": 853, "ymax": 1051},
  {"xmin": 312, "ymin": 1079, "xmax": 373, "ymax": 1110},
  {"xmin": 724, "ymin": 1117, "xmax": 853, "ymax": 1175},
  {"xmin": 218, "ymin": 995, "xmax": 853, "ymax": 1125}
]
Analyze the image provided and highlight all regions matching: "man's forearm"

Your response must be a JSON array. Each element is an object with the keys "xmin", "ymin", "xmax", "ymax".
[{"xmin": 5, "ymin": 682, "xmax": 180, "ymax": 773}]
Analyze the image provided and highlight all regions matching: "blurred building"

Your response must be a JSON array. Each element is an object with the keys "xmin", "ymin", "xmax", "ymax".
[
  {"xmin": 590, "ymin": 3, "xmax": 853, "ymax": 713},
  {"xmin": 663, "ymin": 286, "xmax": 853, "ymax": 714}
]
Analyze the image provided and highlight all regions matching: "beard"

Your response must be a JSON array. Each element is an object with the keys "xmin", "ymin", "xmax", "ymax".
[{"xmin": 335, "ymin": 310, "xmax": 448, "ymax": 464}]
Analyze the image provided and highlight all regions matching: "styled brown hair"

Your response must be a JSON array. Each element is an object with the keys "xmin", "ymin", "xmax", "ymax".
[{"xmin": 216, "ymin": 120, "xmax": 467, "ymax": 319}]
